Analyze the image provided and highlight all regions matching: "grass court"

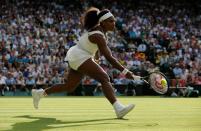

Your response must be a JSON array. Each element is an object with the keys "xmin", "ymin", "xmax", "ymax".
[{"xmin": 0, "ymin": 97, "xmax": 201, "ymax": 131}]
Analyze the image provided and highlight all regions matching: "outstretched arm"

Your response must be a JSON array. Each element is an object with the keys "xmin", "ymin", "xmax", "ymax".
[{"xmin": 89, "ymin": 34, "xmax": 135, "ymax": 79}]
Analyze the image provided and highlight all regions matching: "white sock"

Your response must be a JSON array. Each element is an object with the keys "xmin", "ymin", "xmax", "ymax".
[{"xmin": 113, "ymin": 101, "xmax": 125, "ymax": 111}]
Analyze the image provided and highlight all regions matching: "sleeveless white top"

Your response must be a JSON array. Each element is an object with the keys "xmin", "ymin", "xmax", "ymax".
[{"xmin": 65, "ymin": 30, "xmax": 105, "ymax": 70}]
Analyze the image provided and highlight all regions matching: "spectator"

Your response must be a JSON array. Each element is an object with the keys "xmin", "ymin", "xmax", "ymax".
[
  {"xmin": 5, "ymin": 72, "xmax": 17, "ymax": 93},
  {"xmin": 0, "ymin": 0, "xmax": 200, "ymax": 95},
  {"xmin": 0, "ymin": 73, "xmax": 7, "ymax": 96},
  {"xmin": 25, "ymin": 75, "xmax": 36, "ymax": 90},
  {"xmin": 173, "ymin": 63, "xmax": 183, "ymax": 78},
  {"xmin": 16, "ymin": 75, "xmax": 26, "ymax": 91}
]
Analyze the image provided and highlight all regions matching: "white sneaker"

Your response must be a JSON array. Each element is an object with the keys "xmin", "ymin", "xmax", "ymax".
[
  {"xmin": 115, "ymin": 104, "xmax": 135, "ymax": 119},
  {"xmin": 31, "ymin": 89, "xmax": 44, "ymax": 109}
]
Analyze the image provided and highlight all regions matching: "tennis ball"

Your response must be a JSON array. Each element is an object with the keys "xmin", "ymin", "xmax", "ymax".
[{"xmin": 161, "ymin": 78, "xmax": 167, "ymax": 87}]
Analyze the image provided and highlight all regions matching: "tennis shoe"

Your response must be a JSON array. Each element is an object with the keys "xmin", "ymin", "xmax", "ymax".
[{"xmin": 115, "ymin": 104, "xmax": 135, "ymax": 118}]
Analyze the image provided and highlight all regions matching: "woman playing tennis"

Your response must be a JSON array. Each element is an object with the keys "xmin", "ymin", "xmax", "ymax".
[{"xmin": 32, "ymin": 7, "xmax": 140, "ymax": 118}]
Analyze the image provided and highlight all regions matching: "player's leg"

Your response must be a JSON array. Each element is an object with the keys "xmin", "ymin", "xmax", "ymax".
[
  {"xmin": 45, "ymin": 68, "xmax": 83, "ymax": 94},
  {"xmin": 78, "ymin": 58, "xmax": 116, "ymax": 104},
  {"xmin": 32, "ymin": 68, "xmax": 83, "ymax": 109},
  {"xmin": 78, "ymin": 58, "xmax": 134, "ymax": 118}
]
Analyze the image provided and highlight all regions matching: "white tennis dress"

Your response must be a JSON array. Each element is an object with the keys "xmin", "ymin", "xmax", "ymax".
[{"xmin": 65, "ymin": 30, "xmax": 105, "ymax": 70}]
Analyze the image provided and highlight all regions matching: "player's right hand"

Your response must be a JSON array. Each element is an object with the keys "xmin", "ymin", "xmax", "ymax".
[
  {"xmin": 132, "ymin": 75, "xmax": 141, "ymax": 80},
  {"xmin": 125, "ymin": 71, "xmax": 138, "ymax": 80}
]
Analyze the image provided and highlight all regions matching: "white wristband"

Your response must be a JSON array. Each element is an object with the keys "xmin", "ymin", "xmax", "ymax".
[{"xmin": 122, "ymin": 68, "xmax": 129, "ymax": 75}]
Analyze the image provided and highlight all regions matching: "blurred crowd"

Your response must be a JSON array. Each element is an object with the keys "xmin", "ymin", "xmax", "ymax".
[{"xmin": 0, "ymin": 0, "xmax": 201, "ymax": 95}]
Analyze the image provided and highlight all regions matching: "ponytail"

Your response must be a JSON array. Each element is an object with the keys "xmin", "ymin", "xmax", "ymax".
[{"xmin": 83, "ymin": 7, "xmax": 100, "ymax": 30}]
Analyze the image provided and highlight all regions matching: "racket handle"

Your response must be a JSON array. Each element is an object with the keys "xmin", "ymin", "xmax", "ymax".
[
  {"xmin": 132, "ymin": 75, "xmax": 141, "ymax": 80},
  {"xmin": 142, "ymin": 79, "xmax": 149, "ymax": 84}
]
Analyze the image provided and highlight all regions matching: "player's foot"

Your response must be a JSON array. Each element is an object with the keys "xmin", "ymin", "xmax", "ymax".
[
  {"xmin": 31, "ymin": 89, "xmax": 44, "ymax": 109},
  {"xmin": 115, "ymin": 104, "xmax": 135, "ymax": 119}
]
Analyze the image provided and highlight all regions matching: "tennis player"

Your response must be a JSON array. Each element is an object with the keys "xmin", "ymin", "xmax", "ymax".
[{"xmin": 32, "ymin": 7, "xmax": 141, "ymax": 118}]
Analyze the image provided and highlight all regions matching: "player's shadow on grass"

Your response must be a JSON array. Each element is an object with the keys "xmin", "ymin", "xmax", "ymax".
[{"xmin": 6, "ymin": 115, "xmax": 127, "ymax": 131}]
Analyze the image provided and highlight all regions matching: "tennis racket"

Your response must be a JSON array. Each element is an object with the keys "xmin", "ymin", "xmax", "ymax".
[{"xmin": 138, "ymin": 71, "xmax": 169, "ymax": 94}]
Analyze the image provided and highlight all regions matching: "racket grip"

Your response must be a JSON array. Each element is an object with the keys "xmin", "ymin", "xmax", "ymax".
[
  {"xmin": 142, "ymin": 79, "xmax": 149, "ymax": 84},
  {"xmin": 132, "ymin": 75, "xmax": 141, "ymax": 80}
]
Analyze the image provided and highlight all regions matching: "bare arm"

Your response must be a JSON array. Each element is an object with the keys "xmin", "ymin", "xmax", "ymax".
[
  {"xmin": 89, "ymin": 34, "xmax": 125, "ymax": 72},
  {"xmin": 89, "ymin": 33, "xmax": 141, "ymax": 80}
]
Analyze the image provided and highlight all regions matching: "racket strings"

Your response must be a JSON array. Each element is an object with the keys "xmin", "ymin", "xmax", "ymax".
[{"xmin": 149, "ymin": 73, "xmax": 168, "ymax": 94}]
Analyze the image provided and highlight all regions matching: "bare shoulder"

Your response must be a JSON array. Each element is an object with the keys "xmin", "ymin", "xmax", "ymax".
[{"xmin": 88, "ymin": 33, "xmax": 105, "ymax": 44}]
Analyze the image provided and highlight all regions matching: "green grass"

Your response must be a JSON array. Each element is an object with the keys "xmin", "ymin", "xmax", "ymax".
[{"xmin": 0, "ymin": 97, "xmax": 201, "ymax": 131}]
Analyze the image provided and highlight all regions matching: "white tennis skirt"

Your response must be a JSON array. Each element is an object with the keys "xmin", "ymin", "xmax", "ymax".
[{"xmin": 65, "ymin": 46, "xmax": 93, "ymax": 70}]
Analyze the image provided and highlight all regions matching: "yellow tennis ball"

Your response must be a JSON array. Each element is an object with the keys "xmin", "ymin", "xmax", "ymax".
[{"xmin": 161, "ymin": 78, "xmax": 167, "ymax": 87}]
